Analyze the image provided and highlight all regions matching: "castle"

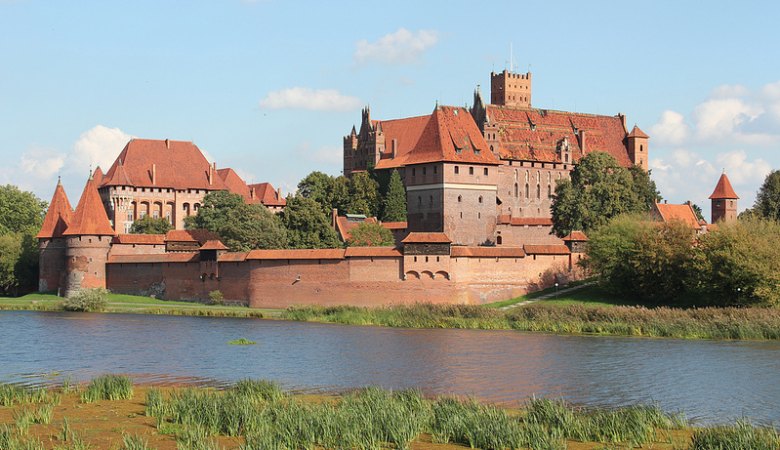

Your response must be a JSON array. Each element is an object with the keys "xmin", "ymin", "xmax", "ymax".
[{"xmin": 37, "ymin": 69, "xmax": 739, "ymax": 307}]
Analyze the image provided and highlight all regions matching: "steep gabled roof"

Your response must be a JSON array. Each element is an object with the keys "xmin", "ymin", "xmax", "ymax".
[
  {"xmin": 653, "ymin": 202, "xmax": 701, "ymax": 229},
  {"xmin": 37, "ymin": 180, "xmax": 73, "ymax": 239},
  {"xmin": 709, "ymin": 173, "xmax": 739, "ymax": 199},
  {"xmin": 484, "ymin": 105, "xmax": 633, "ymax": 167},
  {"xmin": 63, "ymin": 175, "xmax": 115, "ymax": 236},
  {"xmin": 217, "ymin": 168, "xmax": 255, "ymax": 203},
  {"xmin": 101, "ymin": 139, "xmax": 228, "ymax": 190},
  {"xmin": 562, "ymin": 231, "xmax": 588, "ymax": 241},
  {"xmin": 249, "ymin": 182, "xmax": 287, "ymax": 207},
  {"xmin": 375, "ymin": 106, "xmax": 499, "ymax": 169}
]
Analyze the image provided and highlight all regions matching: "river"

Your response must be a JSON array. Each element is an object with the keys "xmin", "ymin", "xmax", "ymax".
[{"xmin": 0, "ymin": 311, "xmax": 778, "ymax": 424}]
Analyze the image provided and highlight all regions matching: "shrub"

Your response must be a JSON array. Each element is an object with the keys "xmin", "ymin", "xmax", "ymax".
[
  {"xmin": 80, "ymin": 375, "xmax": 133, "ymax": 403},
  {"xmin": 63, "ymin": 288, "xmax": 108, "ymax": 312},
  {"xmin": 208, "ymin": 290, "xmax": 224, "ymax": 305}
]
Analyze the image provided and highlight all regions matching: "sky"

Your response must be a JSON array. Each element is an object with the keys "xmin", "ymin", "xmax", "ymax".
[{"xmin": 2, "ymin": 0, "xmax": 779, "ymax": 220}]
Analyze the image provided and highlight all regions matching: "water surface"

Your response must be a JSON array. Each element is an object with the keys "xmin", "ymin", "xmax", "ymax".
[{"xmin": 1, "ymin": 311, "xmax": 778, "ymax": 424}]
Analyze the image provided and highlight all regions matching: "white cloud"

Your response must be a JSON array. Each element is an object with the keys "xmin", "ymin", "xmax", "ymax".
[
  {"xmin": 70, "ymin": 125, "xmax": 133, "ymax": 173},
  {"xmin": 294, "ymin": 142, "xmax": 342, "ymax": 165},
  {"xmin": 19, "ymin": 148, "xmax": 65, "ymax": 179},
  {"xmin": 693, "ymin": 98, "xmax": 763, "ymax": 140},
  {"xmin": 714, "ymin": 150, "xmax": 772, "ymax": 185},
  {"xmin": 260, "ymin": 88, "xmax": 361, "ymax": 112},
  {"xmin": 670, "ymin": 148, "xmax": 695, "ymax": 167},
  {"xmin": 650, "ymin": 110, "xmax": 689, "ymax": 146},
  {"xmin": 711, "ymin": 84, "xmax": 749, "ymax": 98},
  {"xmin": 354, "ymin": 28, "xmax": 438, "ymax": 65}
]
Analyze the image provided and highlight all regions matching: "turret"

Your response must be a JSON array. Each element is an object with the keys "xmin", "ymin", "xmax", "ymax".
[
  {"xmin": 709, "ymin": 172, "xmax": 739, "ymax": 224},
  {"xmin": 627, "ymin": 125, "xmax": 649, "ymax": 171},
  {"xmin": 490, "ymin": 69, "xmax": 532, "ymax": 108},
  {"xmin": 37, "ymin": 178, "xmax": 73, "ymax": 294},
  {"xmin": 62, "ymin": 173, "xmax": 116, "ymax": 297}
]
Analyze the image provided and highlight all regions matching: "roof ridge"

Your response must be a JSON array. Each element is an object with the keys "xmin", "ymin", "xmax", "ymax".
[{"xmin": 63, "ymin": 175, "xmax": 115, "ymax": 236}]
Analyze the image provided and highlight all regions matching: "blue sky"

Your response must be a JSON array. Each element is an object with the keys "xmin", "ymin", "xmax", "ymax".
[{"xmin": 2, "ymin": 0, "xmax": 778, "ymax": 219}]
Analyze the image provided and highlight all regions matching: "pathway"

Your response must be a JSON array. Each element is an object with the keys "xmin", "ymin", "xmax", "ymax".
[{"xmin": 499, "ymin": 281, "xmax": 596, "ymax": 310}]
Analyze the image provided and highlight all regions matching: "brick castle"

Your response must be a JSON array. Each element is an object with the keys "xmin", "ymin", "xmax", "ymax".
[{"xmin": 37, "ymin": 69, "xmax": 738, "ymax": 307}]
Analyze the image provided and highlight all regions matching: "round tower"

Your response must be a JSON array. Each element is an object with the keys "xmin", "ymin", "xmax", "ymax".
[
  {"xmin": 37, "ymin": 178, "xmax": 73, "ymax": 294},
  {"xmin": 62, "ymin": 174, "xmax": 116, "ymax": 297}
]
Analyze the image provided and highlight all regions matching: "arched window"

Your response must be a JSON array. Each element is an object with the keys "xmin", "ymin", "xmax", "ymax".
[
  {"xmin": 457, "ymin": 195, "xmax": 462, "ymax": 203},
  {"xmin": 525, "ymin": 170, "xmax": 529, "ymax": 182},
  {"xmin": 640, "ymin": 145, "xmax": 644, "ymax": 152},
  {"xmin": 537, "ymin": 170, "xmax": 541, "ymax": 182},
  {"xmin": 429, "ymin": 195, "xmax": 434, "ymax": 206},
  {"xmin": 525, "ymin": 183, "xmax": 529, "ymax": 198}
]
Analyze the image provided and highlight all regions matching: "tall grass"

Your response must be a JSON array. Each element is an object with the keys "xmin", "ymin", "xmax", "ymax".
[
  {"xmin": 0, "ymin": 425, "xmax": 45, "ymax": 450},
  {"xmin": 80, "ymin": 375, "xmax": 133, "ymax": 403},
  {"xmin": 282, "ymin": 302, "xmax": 780, "ymax": 340},
  {"xmin": 0, "ymin": 384, "xmax": 52, "ymax": 406},
  {"xmin": 690, "ymin": 419, "xmax": 780, "ymax": 449},
  {"xmin": 121, "ymin": 434, "xmax": 152, "ymax": 450}
]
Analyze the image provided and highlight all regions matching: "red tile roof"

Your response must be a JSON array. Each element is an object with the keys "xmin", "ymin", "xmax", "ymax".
[
  {"xmin": 381, "ymin": 221, "xmax": 408, "ymax": 230},
  {"xmin": 92, "ymin": 167, "xmax": 104, "ymax": 186},
  {"xmin": 562, "ymin": 231, "xmax": 588, "ymax": 241},
  {"xmin": 485, "ymin": 105, "xmax": 633, "ymax": 167},
  {"xmin": 37, "ymin": 181, "xmax": 73, "ymax": 239},
  {"xmin": 112, "ymin": 234, "xmax": 165, "ymax": 245},
  {"xmin": 217, "ymin": 168, "xmax": 255, "ymax": 204},
  {"xmin": 401, "ymin": 232, "xmax": 451, "ymax": 243},
  {"xmin": 709, "ymin": 173, "xmax": 739, "ymax": 199},
  {"xmin": 101, "ymin": 139, "xmax": 228, "ymax": 190},
  {"xmin": 523, "ymin": 244, "xmax": 571, "ymax": 255},
  {"xmin": 375, "ymin": 106, "xmax": 500, "ymax": 169},
  {"xmin": 107, "ymin": 253, "xmax": 199, "ymax": 264},
  {"xmin": 335, "ymin": 216, "xmax": 377, "ymax": 241},
  {"xmin": 199, "ymin": 240, "xmax": 229, "ymax": 251},
  {"xmin": 450, "ymin": 246, "xmax": 526, "ymax": 258},
  {"xmin": 63, "ymin": 175, "xmax": 115, "ymax": 236},
  {"xmin": 218, "ymin": 252, "xmax": 248, "ymax": 262},
  {"xmin": 165, "ymin": 229, "xmax": 220, "ymax": 244},
  {"xmin": 628, "ymin": 125, "xmax": 649, "ymax": 139},
  {"xmin": 654, "ymin": 203, "xmax": 701, "ymax": 229},
  {"xmin": 344, "ymin": 247, "xmax": 402, "ymax": 257},
  {"xmin": 245, "ymin": 249, "xmax": 346, "ymax": 260},
  {"xmin": 248, "ymin": 182, "xmax": 287, "ymax": 207}
]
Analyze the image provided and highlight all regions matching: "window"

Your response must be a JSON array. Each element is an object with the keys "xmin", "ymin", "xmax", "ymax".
[
  {"xmin": 548, "ymin": 185, "xmax": 552, "ymax": 198},
  {"xmin": 417, "ymin": 196, "xmax": 422, "ymax": 206},
  {"xmin": 422, "ymin": 167, "xmax": 426, "ymax": 175},
  {"xmin": 537, "ymin": 184, "xmax": 541, "ymax": 199},
  {"xmin": 514, "ymin": 183, "xmax": 518, "ymax": 197},
  {"xmin": 478, "ymin": 196, "xmax": 483, "ymax": 204},
  {"xmin": 484, "ymin": 168, "xmax": 488, "ymax": 176},
  {"xmin": 496, "ymin": 236, "xmax": 503, "ymax": 245},
  {"xmin": 429, "ymin": 195, "xmax": 433, "ymax": 206},
  {"xmin": 640, "ymin": 145, "xmax": 644, "ymax": 152},
  {"xmin": 126, "ymin": 210, "xmax": 133, "ymax": 222},
  {"xmin": 140, "ymin": 211, "xmax": 147, "ymax": 219},
  {"xmin": 525, "ymin": 184, "xmax": 529, "ymax": 198},
  {"xmin": 469, "ymin": 167, "xmax": 474, "ymax": 175},
  {"xmin": 433, "ymin": 166, "xmax": 437, "ymax": 174},
  {"xmin": 153, "ymin": 210, "xmax": 159, "ymax": 219},
  {"xmin": 454, "ymin": 166, "xmax": 459, "ymax": 174},
  {"xmin": 412, "ymin": 168, "xmax": 416, "ymax": 176},
  {"xmin": 457, "ymin": 195, "xmax": 462, "ymax": 203}
]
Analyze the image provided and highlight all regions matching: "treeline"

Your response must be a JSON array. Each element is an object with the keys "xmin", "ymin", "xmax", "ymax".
[
  {"xmin": 0, "ymin": 185, "xmax": 46, "ymax": 296},
  {"xmin": 586, "ymin": 215, "xmax": 780, "ymax": 307}
]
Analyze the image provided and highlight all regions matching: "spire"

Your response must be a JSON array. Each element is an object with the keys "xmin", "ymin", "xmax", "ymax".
[
  {"xmin": 36, "ymin": 182, "xmax": 74, "ymax": 239},
  {"xmin": 709, "ymin": 172, "xmax": 739, "ymax": 199},
  {"xmin": 628, "ymin": 125, "xmax": 649, "ymax": 139},
  {"xmin": 63, "ymin": 174, "xmax": 115, "ymax": 236}
]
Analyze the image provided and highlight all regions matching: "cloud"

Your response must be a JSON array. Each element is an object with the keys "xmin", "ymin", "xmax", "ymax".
[
  {"xmin": 650, "ymin": 110, "xmax": 690, "ymax": 146},
  {"xmin": 711, "ymin": 84, "xmax": 749, "ymax": 98},
  {"xmin": 294, "ymin": 142, "xmax": 342, "ymax": 165},
  {"xmin": 354, "ymin": 28, "xmax": 438, "ymax": 65},
  {"xmin": 19, "ymin": 148, "xmax": 65, "ymax": 179},
  {"xmin": 71, "ymin": 125, "xmax": 133, "ymax": 173},
  {"xmin": 260, "ymin": 88, "xmax": 361, "ymax": 112},
  {"xmin": 693, "ymin": 98, "xmax": 763, "ymax": 140},
  {"xmin": 714, "ymin": 150, "xmax": 771, "ymax": 185}
]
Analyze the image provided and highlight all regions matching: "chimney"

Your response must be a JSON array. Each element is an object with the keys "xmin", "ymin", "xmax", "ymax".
[
  {"xmin": 250, "ymin": 187, "xmax": 255, "ymax": 200},
  {"xmin": 165, "ymin": 139, "xmax": 170, "ymax": 149},
  {"xmin": 331, "ymin": 208, "xmax": 338, "ymax": 228},
  {"xmin": 277, "ymin": 187, "xmax": 282, "ymax": 200},
  {"xmin": 208, "ymin": 163, "xmax": 214, "ymax": 185},
  {"xmin": 152, "ymin": 163, "xmax": 156, "ymax": 185},
  {"xmin": 578, "ymin": 129, "xmax": 586, "ymax": 155},
  {"xmin": 618, "ymin": 113, "xmax": 627, "ymax": 131}
]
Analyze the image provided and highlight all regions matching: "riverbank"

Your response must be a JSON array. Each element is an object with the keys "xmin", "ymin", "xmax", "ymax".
[{"xmin": 1, "ymin": 376, "xmax": 776, "ymax": 449}]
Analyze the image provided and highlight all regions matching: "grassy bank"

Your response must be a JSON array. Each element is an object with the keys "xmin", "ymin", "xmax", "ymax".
[
  {"xmin": 1, "ymin": 375, "xmax": 777, "ymax": 449},
  {"xmin": 281, "ymin": 286, "xmax": 780, "ymax": 340},
  {"xmin": 0, "ymin": 293, "xmax": 279, "ymax": 319}
]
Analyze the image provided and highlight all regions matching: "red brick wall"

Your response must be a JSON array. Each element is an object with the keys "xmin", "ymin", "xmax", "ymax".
[{"xmin": 38, "ymin": 238, "xmax": 67, "ymax": 293}]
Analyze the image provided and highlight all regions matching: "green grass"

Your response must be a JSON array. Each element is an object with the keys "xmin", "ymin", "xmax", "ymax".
[
  {"xmin": 80, "ymin": 375, "xmax": 134, "ymax": 403},
  {"xmin": 227, "ymin": 338, "xmax": 256, "ymax": 345}
]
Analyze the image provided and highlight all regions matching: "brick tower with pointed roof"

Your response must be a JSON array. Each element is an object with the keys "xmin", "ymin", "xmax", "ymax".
[
  {"xmin": 37, "ymin": 178, "xmax": 73, "ymax": 293},
  {"xmin": 62, "ymin": 173, "xmax": 116, "ymax": 296},
  {"xmin": 627, "ymin": 125, "xmax": 649, "ymax": 171},
  {"xmin": 709, "ymin": 172, "xmax": 739, "ymax": 224}
]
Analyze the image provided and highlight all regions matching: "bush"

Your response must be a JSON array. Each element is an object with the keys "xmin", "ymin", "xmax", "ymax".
[
  {"xmin": 208, "ymin": 290, "xmax": 224, "ymax": 305},
  {"xmin": 80, "ymin": 374, "xmax": 134, "ymax": 403},
  {"xmin": 63, "ymin": 288, "xmax": 109, "ymax": 312}
]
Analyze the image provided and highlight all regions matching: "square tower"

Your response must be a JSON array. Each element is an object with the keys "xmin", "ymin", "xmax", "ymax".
[{"xmin": 490, "ymin": 69, "xmax": 532, "ymax": 108}]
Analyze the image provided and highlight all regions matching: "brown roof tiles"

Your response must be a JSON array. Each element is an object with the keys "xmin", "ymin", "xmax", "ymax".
[
  {"xmin": 654, "ymin": 202, "xmax": 701, "ymax": 229},
  {"xmin": 246, "ymin": 249, "xmax": 346, "ymax": 260},
  {"xmin": 523, "ymin": 244, "xmax": 571, "ymax": 255},
  {"xmin": 401, "ymin": 232, "xmax": 451, "ymax": 243},
  {"xmin": 709, "ymin": 173, "xmax": 739, "ymax": 199},
  {"xmin": 37, "ymin": 181, "xmax": 73, "ymax": 239},
  {"xmin": 63, "ymin": 175, "xmax": 115, "ymax": 236},
  {"xmin": 112, "ymin": 234, "xmax": 166, "ymax": 245},
  {"xmin": 562, "ymin": 231, "xmax": 588, "ymax": 241},
  {"xmin": 344, "ymin": 247, "xmax": 402, "ymax": 257}
]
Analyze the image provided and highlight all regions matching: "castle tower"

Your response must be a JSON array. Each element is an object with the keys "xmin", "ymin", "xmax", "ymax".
[
  {"xmin": 490, "ymin": 69, "xmax": 532, "ymax": 108},
  {"xmin": 627, "ymin": 125, "xmax": 650, "ymax": 171},
  {"xmin": 36, "ymin": 178, "xmax": 73, "ymax": 294},
  {"xmin": 62, "ymin": 173, "xmax": 116, "ymax": 297},
  {"xmin": 709, "ymin": 172, "xmax": 739, "ymax": 224}
]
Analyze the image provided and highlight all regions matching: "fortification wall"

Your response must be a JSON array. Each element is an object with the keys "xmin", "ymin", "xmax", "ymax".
[
  {"xmin": 38, "ymin": 238, "xmax": 67, "ymax": 293},
  {"xmin": 64, "ymin": 235, "xmax": 112, "ymax": 296},
  {"xmin": 109, "ymin": 243, "xmax": 166, "ymax": 256}
]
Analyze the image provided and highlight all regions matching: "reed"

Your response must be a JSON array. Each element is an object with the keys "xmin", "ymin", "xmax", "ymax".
[
  {"xmin": 80, "ymin": 374, "xmax": 133, "ymax": 403},
  {"xmin": 0, "ymin": 425, "xmax": 45, "ymax": 450},
  {"xmin": 429, "ymin": 396, "xmax": 528, "ymax": 449},
  {"xmin": 121, "ymin": 434, "xmax": 152, "ymax": 450},
  {"xmin": 231, "ymin": 379, "xmax": 286, "ymax": 403},
  {"xmin": 13, "ymin": 408, "xmax": 35, "ymax": 435},
  {"xmin": 0, "ymin": 384, "xmax": 51, "ymax": 406},
  {"xmin": 690, "ymin": 419, "xmax": 780, "ymax": 449},
  {"xmin": 32, "ymin": 403, "xmax": 54, "ymax": 424},
  {"xmin": 175, "ymin": 426, "xmax": 222, "ymax": 450}
]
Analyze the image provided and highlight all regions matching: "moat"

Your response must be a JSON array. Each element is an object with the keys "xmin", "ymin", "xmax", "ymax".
[{"xmin": 1, "ymin": 310, "xmax": 779, "ymax": 425}]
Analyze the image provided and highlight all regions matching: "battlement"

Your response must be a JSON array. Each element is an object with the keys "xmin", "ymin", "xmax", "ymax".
[{"xmin": 490, "ymin": 69, "xmax": 532, "ymax": 109}]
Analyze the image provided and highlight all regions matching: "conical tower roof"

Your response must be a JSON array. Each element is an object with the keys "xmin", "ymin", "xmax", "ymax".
[
  {"xmin": 709, "ymin": 173, "xmax": 739, "ymax": 199},
  {"xmin": 36, "ymin": 179, "xmax": 73, "ymax": 239},
  {"xmin": 63, "ymin": 174, "xmax": 115, "ymax": 236},
  {"xmin": 628, "ymin": 125, "xmax": 649, "ymax": 138}
]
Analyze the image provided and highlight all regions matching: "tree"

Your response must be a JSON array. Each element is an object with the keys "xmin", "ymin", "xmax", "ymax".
[
  {"xmin": 298, "ymin": 171, "xmax": 336, "ymax": 216},
  {"xmin": 692, "ymin": 204, "xmax": 705, "ymax": 222},
  {"xmin": 0, "ymin": 234, "xmax": 23, "ymax": 294},
  {"xmin": 186, "ymin": 191, "xmax": 287, "ymax": 251},
  {"xmin": 381, "ymin": 169, "xmax": 407, "ymax": 222},
  {"xmin": 347, "ymin": 172, "xmax": 379, "ymax": 216},
  {"xmin": 281, "ymin": 195, "xmax": 341, "ymax": 249},
  {"xmin": 0, "ymin": 185, "xmax": 46, "ymax": 295},
  {"xmin": 629, "ymin": 165, "xmax": 661, "ymax": 210},
  {"xmin": 754, "ymin": 170, "xmax": 780, "ymax": 221},
  {"xmin": 0, "ymin": 185, "xmax": 47, "ymax": 235},
  {"xmin": 551, "ymin": 152, "xmax": 648, "ymax": 236},
  {"xmin": 346, "ymin": 222, "xmax": 395, "ymax": 247},
  {"xmin": 129, "ymin": 216, "xmax": 172, "ymax": 234}
]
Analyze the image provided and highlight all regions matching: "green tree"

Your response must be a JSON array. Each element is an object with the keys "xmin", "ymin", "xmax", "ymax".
[
  {"xmin": 754, "ymin": 170, "xmax": 780, "ymax": 221},
  {"xmin": 692, "ymin": 204, "xmax": 705, "ymax": 222},
  {"xmin": 551, "ymin": 152, "xmax": 647, "ymax": 236},
  {"xmin": 331, "ymin": 176, "xmax": 351, "ymax": 214},
  {"xmin": 129, "ymin": 216, "xmax": 172, "ymax": 234},
  {"xmin": 695, "ymin": 218, "xmax": 780, "ymax": 306},
  {"xmin": 0, "ymin": 185, "xmax": 47, "ymax": 295},
  {"xmin": 297, "ymin": 171, "xmax": 335, "ymax": 216},
  {"xmin": 381, "ymin": 169, "xmax": 407, "ymax": 222},
  {"xmin": 346, "ymin": 222, "xmax": 395, "ymax": 247},
  {"xmin": 281, "ymin": 195, "xmax": 341, "ymax": 249},
  {"xmin": 186, "ymin": 191, "xmax": 287, "ymax": 251},
  {"xmin": 0, "ymin": 233, "xmax": 23, "ymax": 294},
  {"xmin": 347, "ymin": 172, "xmax": 379, "ymax": 216},
  {"xmin": 629, "ymin": 165, "xmax": 662, "ymax": 210}
]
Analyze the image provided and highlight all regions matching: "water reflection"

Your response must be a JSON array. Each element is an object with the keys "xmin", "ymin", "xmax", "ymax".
[{"xmin": 1, "ymin": 311, "xmax": 779, "ymax": 424}]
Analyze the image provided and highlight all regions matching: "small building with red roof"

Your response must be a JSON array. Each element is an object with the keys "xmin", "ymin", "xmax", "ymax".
[{"xmin": 709, "ymin": 172, "xmax": 739, "ymax": 224}]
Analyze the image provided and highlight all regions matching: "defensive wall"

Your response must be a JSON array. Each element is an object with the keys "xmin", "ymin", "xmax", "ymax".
[{"xmin": 104, "ymin": 242, "xmax": 580, "ymax": 308}]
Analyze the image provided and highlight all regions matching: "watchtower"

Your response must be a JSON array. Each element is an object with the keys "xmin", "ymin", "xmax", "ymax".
[
  {"xmin": 490, "ymin": 69, "xmax": 532, "ymax": 108},
  {"xmin": 37, "ymin": 178, "xmax": 73, "ymax": 294},
  {"xmin": 709, "ymin": 172, "xmax": 739, "ymax": 224}
]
